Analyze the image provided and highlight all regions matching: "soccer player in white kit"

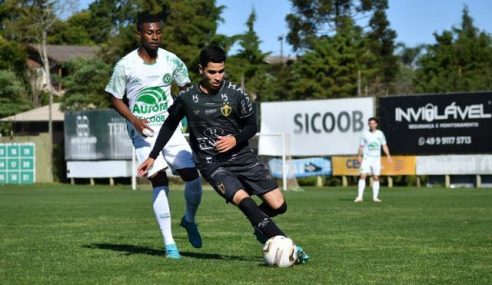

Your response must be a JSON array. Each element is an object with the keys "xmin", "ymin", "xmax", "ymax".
[
  {"xmin": 354, "ymin": 117, "xmax": 392, "ymax": 203},
  {"xmin": 105, "ymin": 13, "xmax": 202, "ymax": 259}
]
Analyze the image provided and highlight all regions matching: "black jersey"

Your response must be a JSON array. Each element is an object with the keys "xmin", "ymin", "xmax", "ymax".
[{"xmin": 149, "ymin": 80, "xmax": 254, "ymax": 164}]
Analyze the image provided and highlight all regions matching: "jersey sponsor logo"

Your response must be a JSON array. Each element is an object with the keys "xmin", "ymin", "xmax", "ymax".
[
  {"xmin": 221, "ymin": 103, "xmax": 232, "ymax": 117},
  {"xmin": 129, "ymin": 76, "xmax": 142, "ymax": 85},
  {"xmin": 205, "ymin": 109, "xmax": 218, "ymax": 115},
  {"xmin": 204, "ymin": 127, "xmax": 225, "ymax": 138},
  {"xmin": 132, "ymin": 86, "xmax": 168, "ymax": 118},
  {"xmin": 368, "ymin": 142, "xmax": 379, "ymax": 150},
  {"xmin": 198, "ymin": 127, "xmax": 225, "ymax": 151},
  {"xmin": 193, "ymin": 94, "xmax": 199, "ymax": 103},
  {"xmin": 162, "ymin": 73, "xmax": 172, "ymax": 86},
  {"xmin": 221, "ymin": 93, "xmax": 228, "ymax": 102}
]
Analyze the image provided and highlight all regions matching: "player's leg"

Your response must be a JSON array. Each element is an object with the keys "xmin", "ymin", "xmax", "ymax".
[
  {"xmin": 356, "ymin": 159, "xmax": 370, "ymax": 202},
  {"xmin": 240, "ymin": 163, "xmax": 310, "ymax": 264},
  {"xmin": 149, "ymin": 171, "xmax": 180, "ymax": 259},
  {"xmin": 207, "ymin": 167, "xmax": 286, "ymax": 239},
  {"xmin": 372, "ymin": 159, "xmax": 382, "ymax": 202},
  {"xmin": 132, "ymin": 133, "xmax": 180, "ymax": 258},
  {"xmin": 162, "ymin": 138, "xmax": 203, "ymax": 248},
  {"xmin": 258, "ymin": 188, "xmax": 287, "ymax": 218}
]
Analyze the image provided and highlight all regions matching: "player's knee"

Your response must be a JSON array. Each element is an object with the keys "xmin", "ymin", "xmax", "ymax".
[
  {"xmin": 150, "ymin": 171, "xmax": 169, "ymax": 187},
  {"xmin": 274, "ymin": 202, "xmax": 287, "ymax": 215},
  {"xmin": 177, "ymin": 167, "xmax": 200, "ymax": 181}
]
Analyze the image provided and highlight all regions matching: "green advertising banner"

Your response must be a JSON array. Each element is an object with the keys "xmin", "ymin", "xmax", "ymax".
[
  {"xmin": 64, "ymin": 110, "xmax": 133, "ymax": 160},
  {"xmin": 0, "ymin": 143, "xmax": 35, "ymax": 184}
]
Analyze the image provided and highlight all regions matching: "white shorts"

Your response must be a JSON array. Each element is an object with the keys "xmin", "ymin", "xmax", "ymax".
[
  {"xmin": 128, "ymin": 123, "xmax": 195, "ymax": 177},
  {"xmin": 360, "ymin": 156, "xmax": 381, "ymax": 176}
]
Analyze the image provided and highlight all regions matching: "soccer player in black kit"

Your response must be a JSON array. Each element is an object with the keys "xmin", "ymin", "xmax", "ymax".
[{"xmin": 138, "ymin": 46, "xmax": 309, "ymax": 264}]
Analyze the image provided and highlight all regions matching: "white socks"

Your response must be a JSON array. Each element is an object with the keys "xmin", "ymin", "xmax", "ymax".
[
  {"xmin": 152, "ymin": 186, "xmax": 175, "ymax": 246},
  {"xmin": 357, "ymin": 179, "xmax": 366, "ymax": 199},
  {"xmin": 372, "ymin": 181, "xmax": 380, "ymax": 200},
  {"xmin": 183, "ymin": 178, "xmax": 202, "ymax": 223}
]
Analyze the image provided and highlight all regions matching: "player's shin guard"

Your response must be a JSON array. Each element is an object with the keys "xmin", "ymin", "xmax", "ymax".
[
  {"xmin": 372, "ymin": 181, "xmax": 380, "ymax": 199},
  {"xmin": 152, "ymin": 186, "xmax": 175, "ymax": 246},
  {"xmin": 357, "ymin": 179, "xmax": 366, "ymax": 198},
  {"xmin": 184, "ymin": 177, "xmax": 202, "ymax": 223},
  {"xmin": 238, "ymin": 197, "xmax": 285, "ymax": 238},
  {"xmin": 259, "ymin": 202, "xmax": 287, "ymax": 218}
]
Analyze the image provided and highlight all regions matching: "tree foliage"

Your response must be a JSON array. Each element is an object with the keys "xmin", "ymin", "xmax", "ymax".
[
  {"xmin": 0, "ymin": 69, "xmax": 30, "ymax": 117},
  {"xmin": 414, "ymin": 6, "xmax": 492, "ymax": 93},
  {"xmin": 227, "ymin": 9, "xmax": 270, "ymax": 100},
  {"xmin": 285, "ymin": 0, "xmax": 398, "ymax": 99},
  {"xmin": 60, "ymin": 58, "xmax": 112, "ymax": 111}
]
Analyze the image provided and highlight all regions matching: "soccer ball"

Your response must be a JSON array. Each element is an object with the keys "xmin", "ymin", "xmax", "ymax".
[{"xmin": 262, "ymin": 235, "xmax": 298, "ymax": 268}]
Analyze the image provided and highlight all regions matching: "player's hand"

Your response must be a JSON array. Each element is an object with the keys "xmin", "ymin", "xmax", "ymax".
[
  {"xmin": 137, "ymin": 157, "xmax": 155, "ymax": 177},
  {"xmin": 215, "ymin": 135, "xmax": 236, "ymax": 153},
  {"xmin": 387, "ymin": 156, "xmax": 393, "ymax": 164},
  {"xmin": 357, "ymin": 156, "xmax": 363, "ymax": 163},
  {"xmin": 132, "ymin": 118, "xmax": 153, "ymax": 136}
]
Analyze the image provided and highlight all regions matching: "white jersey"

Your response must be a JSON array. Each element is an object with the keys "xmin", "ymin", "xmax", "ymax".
[
  {"xmin": 359, "ymin": 130, "xmax": 386, "ymax": 159},
  {"xmin": 105, "ymin": 48, "xmax": 191, "ymax": 128}
]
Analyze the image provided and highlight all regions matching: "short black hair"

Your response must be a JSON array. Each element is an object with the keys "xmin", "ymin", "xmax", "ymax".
[
  {"xmin": 199, "ymin": 46, "xmax": 226, "ymax": 67},
  {"xmin": 136, "ymin": 12, "xmax": 162, "ymax": 32},
  {"xmin": 368, "ymin": 117, "xmax": 379, "ymax": 124}
]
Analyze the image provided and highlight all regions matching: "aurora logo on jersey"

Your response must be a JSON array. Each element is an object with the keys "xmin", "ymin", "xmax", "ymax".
[
  {"xmin": 132, "ymin": 86, "xmax": 168, "ymax": 118},
  {"xmin": 367, "ymin": 142, "xmax": 379, "ymax": 150}
]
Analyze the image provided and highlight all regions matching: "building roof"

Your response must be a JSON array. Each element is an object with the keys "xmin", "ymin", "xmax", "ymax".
[
  {"xmin": 0, "ymin": 103, "xmax": 64, "ymax": 122},
  {"xmin": 28, "ymin": 44, "xmax": 99, "ymax": 64}
]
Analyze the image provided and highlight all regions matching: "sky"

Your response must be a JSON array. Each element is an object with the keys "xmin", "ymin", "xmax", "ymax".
[{"xmin": 78, "ymin": 0, "xmax": 492, "ymax": 56}]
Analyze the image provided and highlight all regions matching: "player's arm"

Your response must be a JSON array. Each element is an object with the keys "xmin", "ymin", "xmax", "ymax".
[
  {"xmin": 110, "ymin": 96, "xmax": 152, "ymax": 135},
  {"xmin": 382, "ymin": 144, "xmax": 392, "ymax": 163},
  {"xmin": 215, "ymin": 113, "xmax": 257, "ymax": 153},
  {"xmin": 137, "ymin": 100, "xmax": 185, "ymax": 176},
  {"xmin": 357, "ymin": 145, "xmax": 364, "ymax": 163}
]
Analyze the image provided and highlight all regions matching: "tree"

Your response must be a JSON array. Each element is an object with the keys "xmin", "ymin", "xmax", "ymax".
[
  {"xmin": 0, "ymin": 36, "xmax": 27, "ymax": 76},
  {"xmin": 61, "ymin": 58, "xmax": 112, "ymax": 111},
  {"xmin": 414, "ymin": 6, "xmax": 492, "ymax": 93},
  {"xmin": 286, "ymin": 0, "xmax": 378, "ymax": 52},
  {"xmin": 285, "ymin": 0, "xmax": 398, "ymax": 99},
  {"xmin": 364, "ymin": 0, "xmax": 398, "ymax": 95},
  {"xmin": 2, "ymin": 0, "xmax": 77, "ymax": 96},
  {"xmin": 49, "ymin": 11, "xmax": 94, "ymax": 45},
  {"xmin": 227, "ymin": 9, "xmax": 270, "ymax": 100},
  {"xmin": 0, "ymin": 69, "xmax": 30, "ymax": 117},
  {"xmin": 289, "ymin": 22, "xmax": 376, "ymax": 99}
]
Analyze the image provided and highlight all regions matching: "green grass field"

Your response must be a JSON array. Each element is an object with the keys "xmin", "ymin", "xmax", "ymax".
[{"xmin": 1, "ymin": 184, "xmax": 491, "ymax": 284}]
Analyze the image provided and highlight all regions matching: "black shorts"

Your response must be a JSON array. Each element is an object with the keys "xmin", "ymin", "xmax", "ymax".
[{"xmin": 197, "ymin": 150, "xmax": 278, "ymax": 203}]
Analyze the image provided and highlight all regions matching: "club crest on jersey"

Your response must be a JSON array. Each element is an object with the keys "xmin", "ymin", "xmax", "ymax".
[
  {"xmin": 221, "ymin": 103, "xmax": 232, "ymax": 117},
  {"xmin": 132, "ymin": 87, "xmax": 168, "ymax": 117},
  {"xmin": 162, "ymin": 73, "xmax": 172, "ymax": 86},
  {"xmin": 217, "ymin": 182, "xmax": 226, "ymax": 194}
]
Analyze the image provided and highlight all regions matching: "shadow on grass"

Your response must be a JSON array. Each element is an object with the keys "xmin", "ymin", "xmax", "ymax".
[{"xmin": 83, "ymin": 243, "xmax": 257, "ymax": 262}]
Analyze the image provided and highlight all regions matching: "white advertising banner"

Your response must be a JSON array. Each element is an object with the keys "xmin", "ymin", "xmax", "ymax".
[
  {"xmin": 67, "ymin": 160, "xmax": 133, "ymax": 178},
  {"xmin": 259, "ymin": 98, "xmax": 374, "ymax": 156},
  {"xmin": 416, "ymin": 155, "xmax": 492, "ymax": 175}
]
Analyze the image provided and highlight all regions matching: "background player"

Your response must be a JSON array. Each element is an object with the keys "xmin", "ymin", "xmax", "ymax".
[
  {"xmin": 355, "ymin": 117, "xmax": 392, "ymax": 203},
  {"xmin": 137, "ymin": 46, "xmax": 309, "ymax": 264},
  {"xmin": 105, "ymin": 13, "xmax": 202, "ymax": 259}
]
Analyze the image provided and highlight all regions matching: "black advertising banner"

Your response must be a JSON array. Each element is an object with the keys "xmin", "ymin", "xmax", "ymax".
[
  {"xmin": 379, "ymin": 92, "xmax": 492, "ymax": 155},
  {"xmin": 64, "ymin": 109, "xmax": 133, "ymax": 160}
]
